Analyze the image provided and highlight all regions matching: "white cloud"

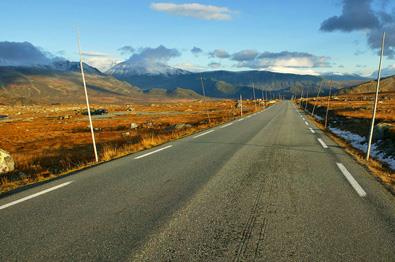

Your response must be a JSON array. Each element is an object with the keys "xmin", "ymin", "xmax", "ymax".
[
  {"xmin": 174, "ymin": 62, "xmax": 206, "ymax": 72},
  {"xmin": 264, "ymin": 66, "xmax": 320, "ymax": 76},
  {"xmin": 235, "ymin": 51, "xmax": 331, "ymax": 71},
  {"xmin": 150, "ymin": 2, "xmax": 234, "ymax": 21},
  {"xmin": 81, "ymin": 51, "xmax": 120, "ymax": 71}
]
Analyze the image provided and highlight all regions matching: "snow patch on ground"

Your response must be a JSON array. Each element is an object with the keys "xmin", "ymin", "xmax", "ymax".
[
  {"xmin": 313, "ymin": 114, "xmax": 323, "ymax": 121},
  {"xmin": 329, "ymin": 127, "xmax": 395, "ymax": 170}
]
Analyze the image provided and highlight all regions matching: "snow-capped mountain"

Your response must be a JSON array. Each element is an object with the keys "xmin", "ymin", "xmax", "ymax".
[
  {"xmin": 320, "ymin": 72, "xmax": 370, "ymax": 81},
  {"xmin": 107, "ymin": 60, "xmax": 189, "ymax": 76},
  {"xmin": 51, "ymin": 60, "xmax": 103, "ymax": 75}
]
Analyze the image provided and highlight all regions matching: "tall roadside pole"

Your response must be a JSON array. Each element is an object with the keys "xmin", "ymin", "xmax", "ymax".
[
  {"xmin": 200, "ymin": 76, "xmax": 211, "ymax": 123},
  {"xmin": 311, "ymin": 81, "xmax": 322, "ymax": 116},
  {"xmin": 252, "ymin": 82, "xmax": 257, "ymax": 111},
  {"xmin": 324, "ymin": 82, "xmax": 332, "ymax": 129},
  {"xmin": 239, "ymin": 94, "xmax": 243, "ymax": 117},
  {"xmin": 77, "ymin": 30, "xmax": 98, "ymax": 163},
  {"xmin": 366, "ymin": 32, "xmax": 386, "ymax": 161},
  {"xmin": 304, "ymin": 90, "xmax": 309, "ymax": 111},
  {"xmin": 300, "ymin": 89, "xmax": 304, "ymax": 106}
]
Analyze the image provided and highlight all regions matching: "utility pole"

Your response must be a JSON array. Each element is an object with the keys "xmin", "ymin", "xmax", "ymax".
[
  {"xmin": 366, "ymin": 32, "xmax": 386, "ymax": 161},
  {"xmin": 261, "ymin": 89, "xmax": 264, "ymax": 108},
  {"xmin": 239, "ymin": 94, "xmax": 243, "ymax": 116},
  {"xmin": 311, "ymin": 81, "xmax": 323, "ymax": 116},
  {"xmin": 300, "ymin": 89, "xmax": 304, "ymax": 106},
  {"xmin": 77, "ymin": 30, "xmax": 98, "ymax": 163},
  {"xmin": 252, "ymin": 82, "xmax": 257, "ymax": 111},
  {"xmin": 304, "ymin": 90, "xmax": 309, "ymax": 111},
  {"xmin": 200, "ymin": 76, "xmax": 211, "ymax": 123},
  {"xmin": 324, "ymin": 83, "xmax": 332, "ymax": 129}
]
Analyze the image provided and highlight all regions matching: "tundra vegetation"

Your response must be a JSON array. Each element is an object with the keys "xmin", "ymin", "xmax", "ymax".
[{"xmin": 0, "ymin": 99, "xmax": 264, "ymax": 193}]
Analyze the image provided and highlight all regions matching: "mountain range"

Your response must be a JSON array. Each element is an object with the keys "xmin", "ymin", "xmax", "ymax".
[
  {"xmin": 0, "ymin": 55, "xmax": 383, "ymax": 105},
  {"xmin": 107, "ymin": 63, "xmax": 372, "ymax": 99}
]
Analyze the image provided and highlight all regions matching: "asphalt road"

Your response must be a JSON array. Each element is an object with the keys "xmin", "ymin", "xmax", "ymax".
[{"xmin": 0, "ymin": 101, "xmax": 394, "ymax": 261}]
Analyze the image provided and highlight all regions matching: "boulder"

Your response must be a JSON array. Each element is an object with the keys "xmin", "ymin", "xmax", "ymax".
[
  {"xmin": 0, "ymin": 149, "xmax": 15, "ymax": 175},
  {"xmin": 174, "ymin": 123, "xmax": 192, "ymax": 130}
]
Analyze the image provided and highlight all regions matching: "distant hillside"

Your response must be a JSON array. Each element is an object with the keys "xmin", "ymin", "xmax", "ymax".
[
  {"xmin": 144, "ymin": 87, "xmax": 203, "ymax": 99},
  {"xmin": 0, "ymin": 66, "xmax": 145, "ymax": 105},
  {"xmin": 338, "ymin": 75, "xmax": 395, "ymax": 94},
  {"xmin": 108, "ymin": 69, "xmax": 337, "ymax": 99}
]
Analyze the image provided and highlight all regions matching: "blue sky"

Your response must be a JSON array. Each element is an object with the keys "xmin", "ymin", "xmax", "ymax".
[{"xmin": 0, "ymin": 0, "xmax": 394, "ymax": 76}]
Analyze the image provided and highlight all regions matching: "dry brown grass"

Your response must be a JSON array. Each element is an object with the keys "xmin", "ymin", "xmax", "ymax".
[{"xmin": 0, "ymin": 99, "xmax": 263, "ymax": 193}]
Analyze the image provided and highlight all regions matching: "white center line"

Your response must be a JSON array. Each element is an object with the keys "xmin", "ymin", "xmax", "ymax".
[
  {"xmin": 220, "ymin": 123, "xmax": 233, "ymax": 128},
  {"xmin": 193, "ymin": 129, "xmax": 215, "ymax": 139},
  {"xmin": 317, "ymin": 138, "xmax": 328, "ymax": 149},
  {"xmin": 336, "ymin": 163, "xmax": 367, "ymax": 197},
  {"xmin": 134, "ymin": 145, "xmax": 173, "ymax": 159},
  {"xmin": 309, "ymin": 127, "xmax": 316, "ymax": 133},
  {"xmin": 0, "ymin": 181, "xmax": 73, "ymax": 210}
]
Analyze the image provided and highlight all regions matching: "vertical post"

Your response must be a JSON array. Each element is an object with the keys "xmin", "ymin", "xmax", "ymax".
[
  {"xmin": 300, "ymin": 89, "xmax": 304, "ymax": 106},
  {"xmin": 240, "ymin": 94, "xmax": 243, "ymax": 116},
  {"xmin": 261, "ymin": 89, "xmax": 264, "ymax": 108},
  {"xmin": 324, "ymin": 83, "xmax": 332, "ymax": 129},
  {"xmin": 304, "ymin": 90, "xmax": 309, "ymax": 111},
  {"xmin": 200, "ymin": 76, "xmax": 211, "ymax": 123},
  {"xmin": 252, "ymin": 82, "xmax": 257, "ymax": 111},
  {"xmin": 366, "ymin": 32, "xmax": 386, "ymax": 161},
  {"xmin": 311, "ymin": 81, "xmax": 322, "ymax": 116},
  {"xmin": 265, "ymin": 90, "xmax": 268, "ymax": 107},
  {"xmin": 77, "ymin": 30, "xmax": 98, "ymax": 162}
]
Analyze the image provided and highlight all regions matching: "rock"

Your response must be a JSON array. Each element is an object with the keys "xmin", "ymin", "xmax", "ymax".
[
  {"xmin": 0, "ymin": 149, "xmax": 15, "ymax": 174},
  {"xmin": 130, "ymin": 123, "xmax": 138, "ymax": 129},
  {"xmin": 175, "ymin": 123, "xmax": 192, "ymax": 130},
  {"xmin": 145, "ymin": 122, "xmax": 154, "ymax": 128},
  {"xmin": 122, "ymin": 132, "xmax": 130, "ymax": 137},
  {"xmin": 58, "ymin": 115, "xmax": 72, "ymax": 120}
]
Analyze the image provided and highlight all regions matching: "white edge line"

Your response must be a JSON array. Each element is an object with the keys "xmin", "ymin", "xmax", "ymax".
[
  {"xmin": 304, "ymin": 121, "xmax": 309, "ymax": 126},
  {"xmin": 317, "ymin": 138, "xmax": 328, "ymax": 149},
  {"xmin": 134, "ymin": 145, "xmax": 173, "ymax": 159},
  {"xmin": 193, "ymin": 129, "xmax": 215, "ymax": 139},
  {"xmin": 0, "ymin": 181, "xmax": 73, "ymax": 210},
  {"xmin": 220, "ymin": 123, "xmax": 233, "ymax": 128},
  {"xmin": 309, "ymin": 127, "xmax": 316, "ymax": 133},
  {"xmin": 336, "ymin": 163, "xmax": 367, "ymax": 197},
  {"xmin": 237, "ymin": 118, "xmax": 244, "ymax": 122}
]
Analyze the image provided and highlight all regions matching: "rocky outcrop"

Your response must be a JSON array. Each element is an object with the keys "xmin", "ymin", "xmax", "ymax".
[{"xmin": 0, "ymin": 149, "xmax": 15, "ymax": 175}]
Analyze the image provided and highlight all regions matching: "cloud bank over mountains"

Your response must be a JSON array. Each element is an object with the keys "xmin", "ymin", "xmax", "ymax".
[{"xmin": 0, "ymin": 41, "xmax": 331, "ymax": 75}]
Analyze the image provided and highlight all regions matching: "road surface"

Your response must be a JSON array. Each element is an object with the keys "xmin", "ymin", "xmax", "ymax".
[{"xmin": 0, "ymin": 101, "xmax": 394, "ymax": 261}]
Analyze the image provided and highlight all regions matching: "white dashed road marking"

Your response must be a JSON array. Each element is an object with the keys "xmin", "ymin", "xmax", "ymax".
[
  {"xmin": 0, "ymin": 181, "xmax": 73, "ymax": 210},
  {"xmin": 336, "ymin": 163, "xmax": 367, "ymax": 197},
  {"xmin": 135, "ymin": 145, "xmax": 173, "ymax": 159}
]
